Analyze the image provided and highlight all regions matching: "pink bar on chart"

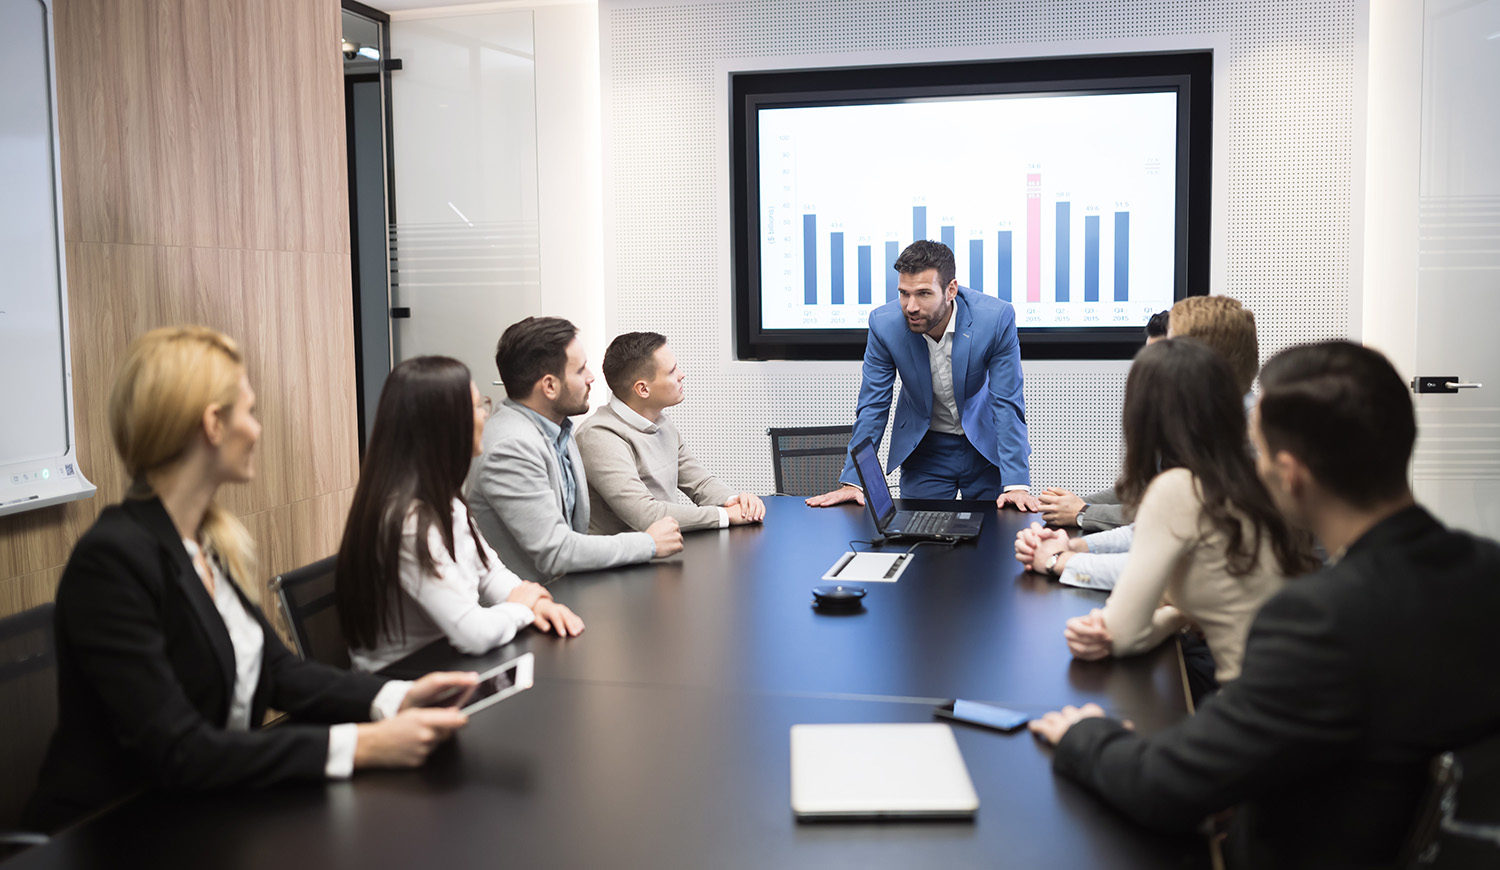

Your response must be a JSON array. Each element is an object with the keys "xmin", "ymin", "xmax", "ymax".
[{"xmin": 1026, "ymin": 172, "xmax": 1041, "ymax": 303}]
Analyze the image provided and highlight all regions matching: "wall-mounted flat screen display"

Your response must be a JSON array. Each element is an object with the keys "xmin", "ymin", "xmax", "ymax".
[{"xmin": 731, "ymin": 52, "xmax": 1211, "ymax": 360}]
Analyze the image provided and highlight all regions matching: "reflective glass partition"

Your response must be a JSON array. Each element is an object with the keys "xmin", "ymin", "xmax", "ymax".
[{"xmin": 388, "ymin": 11, "xmax": 541, "ymax": 393}]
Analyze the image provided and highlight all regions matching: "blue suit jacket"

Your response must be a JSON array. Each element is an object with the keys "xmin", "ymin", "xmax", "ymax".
[{"xmin": 838, "ymin": 286, "xmax": 1031, "ymax": 488}]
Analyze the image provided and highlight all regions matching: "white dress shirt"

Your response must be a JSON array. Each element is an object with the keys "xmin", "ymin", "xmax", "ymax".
[
  {"xmin": 922, "ymin": 307, "xmax": 964, "ymax": 436},
  {"xmin": 921, "ymin": 303, "xmax": 1028, "ymax": 494},
  {"xmin": 183, "ymin": 539, "xmax": 409, "ymax": 779},
  {"xmin": 349, "ymin": 498, "xmax": 535, "ymax": 673}
]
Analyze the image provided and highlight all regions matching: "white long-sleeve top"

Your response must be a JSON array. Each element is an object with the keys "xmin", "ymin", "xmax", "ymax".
[{"xmin": 351, "ymin": 498, "xmax": 535, "ymax": 673}]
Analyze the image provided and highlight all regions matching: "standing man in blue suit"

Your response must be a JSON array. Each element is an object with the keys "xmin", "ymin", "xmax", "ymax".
[{"xmin": 807, "ymin": 240, "xmax": 1039, "ymax": 511}]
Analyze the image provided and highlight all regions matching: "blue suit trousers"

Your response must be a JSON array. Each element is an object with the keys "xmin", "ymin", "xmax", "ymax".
[{"xmin": 898, "ymin": 431, "xmax": 1002, "ymax": 500}]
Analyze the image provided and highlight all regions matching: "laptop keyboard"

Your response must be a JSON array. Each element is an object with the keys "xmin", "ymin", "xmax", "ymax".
[{"xmin": 900, "ymin": 511, "xmax": 951, "ymax": 535}]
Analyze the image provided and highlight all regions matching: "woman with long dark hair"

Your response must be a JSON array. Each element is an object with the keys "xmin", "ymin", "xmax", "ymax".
[
  {"xmin": 337, "ymin": 356, "xmax": 583, "ymax": 673},
  {"xmin": 1028, "ymin": 338, "xmax": 1315, "ymax": 683},
  {"xmin": 26, "ymin": 327, "xmax": 475, "ymax": 833}
]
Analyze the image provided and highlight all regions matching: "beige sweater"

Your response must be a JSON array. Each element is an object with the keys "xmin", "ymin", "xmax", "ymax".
[
  {"xmin": 1101, "ymin": 468, "xmax": 1287, "ymax": 682},
  {"xmin": 575, "ymin": 399, "xmax": 735, "ymax": 533}
]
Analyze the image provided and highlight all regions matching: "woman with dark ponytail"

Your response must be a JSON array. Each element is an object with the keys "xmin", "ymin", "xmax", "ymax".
[{"xmin": 337, "ymin": 356, "xmax": 583, "ymax": 673}]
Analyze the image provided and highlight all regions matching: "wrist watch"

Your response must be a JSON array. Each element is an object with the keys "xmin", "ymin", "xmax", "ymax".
[
  {"xmin": 1077, "ymin": 503, "xmax": 1089, "ymax": 521},
  {"xmin": 1046, "ymin": 551, "xmax": 1064, "ymax": 575}
]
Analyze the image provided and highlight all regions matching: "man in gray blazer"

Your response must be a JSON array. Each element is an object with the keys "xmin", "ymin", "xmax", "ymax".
[{"xmin": 467, "ymin": 317, "xmax": 683, "ymax": 581}]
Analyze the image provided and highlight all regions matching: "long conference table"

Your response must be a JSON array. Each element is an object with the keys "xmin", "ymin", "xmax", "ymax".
[{"xmin": 11, "ymin": 497, "xmax": 1208, "ymax": 869}]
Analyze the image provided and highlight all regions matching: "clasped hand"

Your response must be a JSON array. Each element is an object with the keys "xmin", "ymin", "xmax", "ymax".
[
  {"xmin": 1013, "ymin": 522, "xmax": 1072, "ymax": 574},
  {"xmin": 1064, "ymin": 609, "xmax": 1113, "ymax": 660}
]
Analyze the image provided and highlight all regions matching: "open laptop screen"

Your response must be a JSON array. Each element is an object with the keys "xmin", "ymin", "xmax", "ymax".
[{"xmin": 852, "ymin": 439, "xmax": 896, "ymax": 524}]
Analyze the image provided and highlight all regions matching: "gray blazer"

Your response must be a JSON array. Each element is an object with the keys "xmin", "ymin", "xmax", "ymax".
[
  {"xmin": 1079, "ymin": 486, "xmax": 1131, "ymax": 533},
  {"xmin": 466, "ymin": 402, "xmax": 656, "ymax": 581}
]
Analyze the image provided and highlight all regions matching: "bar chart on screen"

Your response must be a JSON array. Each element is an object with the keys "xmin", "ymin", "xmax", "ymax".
[{"xmin": 758, "ymin": 92, "xmax": 1179, "ymax": 331}]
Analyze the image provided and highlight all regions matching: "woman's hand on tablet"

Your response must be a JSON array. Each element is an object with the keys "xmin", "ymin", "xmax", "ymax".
[
  {"xmin": 399, "ymin": 671, "xmax": 479, "ymax": 711},
  {"xmin": 354, "ymin": 708, "xmax": 468, "ymax": 768}
]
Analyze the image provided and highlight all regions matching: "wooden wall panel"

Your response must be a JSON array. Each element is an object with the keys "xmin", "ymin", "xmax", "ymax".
[{"xmin": 0, "ymin": 0, "xmax": 358, "ymax": 619}]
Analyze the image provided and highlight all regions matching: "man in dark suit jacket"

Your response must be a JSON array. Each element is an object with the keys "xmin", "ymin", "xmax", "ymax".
[
  {"xmin": 1028, "ymin": 340, "xmax": 1500, "ymax": 868},
  {"xmin": 807, "ymin": 240, "xmax": 1038, "ymax": 511}
]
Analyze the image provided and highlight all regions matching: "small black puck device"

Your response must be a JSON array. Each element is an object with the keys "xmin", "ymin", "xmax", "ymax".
[{"xmin": 811, "ymin": 584, "xmax": 867, "ymax": 613}]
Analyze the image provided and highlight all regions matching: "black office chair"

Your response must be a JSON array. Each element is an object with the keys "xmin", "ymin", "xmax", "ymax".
[
  {"xmin": 0, "ymin": 603, "xmax": 57, "ymax": 856},
  {"xmin": 1403, "ymin": 731, "xmax": 1500, "ymax": 868},
  {"xmin": 767, "ymin": 425, "xmax": 855, "ymax": 498},
  {"xmin": 270, "ymin": 556, "xmax": 351, "ymax": 669}
]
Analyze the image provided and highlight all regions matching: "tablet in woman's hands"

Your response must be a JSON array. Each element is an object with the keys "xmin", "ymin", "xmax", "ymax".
[{"xmin": 457, "ymin": 653, "xmax": 535, "ymax": 715}]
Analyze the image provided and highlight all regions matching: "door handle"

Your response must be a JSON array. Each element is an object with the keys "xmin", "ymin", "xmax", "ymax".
[{"xmin": 1411, "ymin": 376, "xmax": 1483, "ymax": 394}]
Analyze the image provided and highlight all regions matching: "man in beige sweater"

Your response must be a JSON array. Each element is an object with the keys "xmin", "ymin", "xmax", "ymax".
[{"xmin": 576, "ymin": 332, "xmax": 765, "ymax": 533}]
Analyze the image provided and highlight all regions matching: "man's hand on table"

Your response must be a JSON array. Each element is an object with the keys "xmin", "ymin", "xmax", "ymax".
[
  {"xmin": 1027, "ymin": 703, "xmax": 1114, "ymax": 746},
  {"xmin": 806, "ymin": 485, "xmax": 864, "ymax": 508},
  {"xmin": 725, "ymin": 493, "xmax": 766, "ymax": 523},
  {"xmin": 996, "ymin": 489, "xmax": 1042, "ymax": 512}
]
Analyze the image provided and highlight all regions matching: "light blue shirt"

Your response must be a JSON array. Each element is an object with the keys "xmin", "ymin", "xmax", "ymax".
[
  {"xmin": 505, "ymin": 399, "xmax": 578, "ymax": 523},
  {"xmin": 1058, "ymin": 524, "xmax": 1134, "ymax": 591}
]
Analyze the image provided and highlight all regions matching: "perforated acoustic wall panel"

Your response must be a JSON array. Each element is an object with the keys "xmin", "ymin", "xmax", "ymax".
[{"xmin": 601, "ymin": 0, "xmax": 1356, "ymax": 498}]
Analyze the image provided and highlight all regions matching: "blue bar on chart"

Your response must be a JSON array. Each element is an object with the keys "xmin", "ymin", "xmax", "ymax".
[
  {"xmin": 1084, "ymin": 215, "xmax": 1100, "ymax": 303},
  {"xmin": 941, "ymin": 225, "xmax": 955, "ymax": 252},
  {"xmin": 830, "ymin": 232, "xmax": 845, "ymax": 305},
  {"xmin": 997, "ymin": 231, "xmax": 1012, "ymax": 302},
  {"xmin": 885, "ymin": 241, "xmax": 899, "ymax": 301},
  {"xmin": 857, "ymin": 245, "xmax": 872, "ymax": 304},
  {"xmin": 803, "ymin": 214, "xmax": 817, "ymax": 305},
  {"xmin": 913, "ymin": 206, "xmax": 927, "ymax": 243},
  {"xmin": 1055, "ymin": 202, "xmax": 1071, "ymax": 302},
  {"xmin": 969, "ymin": 239, "xmax": 983, "ymax": 292},
  {"xmin": 1114, "ymin": 211, "xmax": 1130, "ymax": 302}
]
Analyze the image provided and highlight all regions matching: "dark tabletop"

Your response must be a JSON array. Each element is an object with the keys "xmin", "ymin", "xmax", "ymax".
[{"xmin": 11, "ymin": 497, "xmax": 1207, "ymax": 869}]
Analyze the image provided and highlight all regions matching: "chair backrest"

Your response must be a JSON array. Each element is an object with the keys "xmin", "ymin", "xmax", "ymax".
[
  {"xmin": 1404, "ymin": 731, "xmax": 1500, "ymax": 868},
  {"xmin": 767, "ymin": 425, "xmax": 855, "ymax": 498},
  {"xmin": 0, "ymin": 603, "xmax": 58, "ymax": 831},
  {"xmin": 270, "ymin": 556, "xmax": 350, "ymax": 670}
]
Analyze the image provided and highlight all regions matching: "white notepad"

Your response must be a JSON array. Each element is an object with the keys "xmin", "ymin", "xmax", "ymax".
[
  {"xmin": 790, "ymin": 723, "xmax": 980, "ymax": 820},
  {"xmin": 821, "ymin": 551, "xmax": 912, "ymax": 583}
]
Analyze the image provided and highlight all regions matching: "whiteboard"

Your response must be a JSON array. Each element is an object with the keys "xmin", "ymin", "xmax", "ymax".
[{"xmin": 0, "ymin": 0, "xmax": 94, "ymax": 516}]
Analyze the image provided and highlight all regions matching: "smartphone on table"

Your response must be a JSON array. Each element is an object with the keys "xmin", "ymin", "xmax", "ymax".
[{"xmin": 934, "ymin": 699, "xmax": 1031, "ymax": 732}]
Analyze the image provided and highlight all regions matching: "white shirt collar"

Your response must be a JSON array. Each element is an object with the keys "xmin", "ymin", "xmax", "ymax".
[
  {"xmin": 923, "ymin": 299, "xmax": 960, "ymax": 347},
  {"xmin": 609, "ymin": 394, "xmax": 659, "ymax": 434}
]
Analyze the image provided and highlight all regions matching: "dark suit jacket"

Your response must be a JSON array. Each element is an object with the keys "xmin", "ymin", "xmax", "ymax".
[
  {"xmin": 1053, "ymin": 505, "xmax": 1500, "ymax": 868},
  {"xmin": 26, "ymin": 497, "xmax": 385, "ymax": 832},
  {"xmin": 838, "ymin": 286, "xmax": 1031, "ymax": 488}
]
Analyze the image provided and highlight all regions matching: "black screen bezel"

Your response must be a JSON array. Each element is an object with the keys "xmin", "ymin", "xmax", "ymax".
[{"xmin": 730, "ymin": 51, "xmax": 1212, "ymax": 361}]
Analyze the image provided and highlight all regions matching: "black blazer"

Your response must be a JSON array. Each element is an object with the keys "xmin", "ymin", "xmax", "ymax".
[
  {"xmin": 26, "ymin": 497, "xmax": 385, "ymax": 832},
  {"xmin": 1053, "ymin": 505, "xmax": 1500, "ymax": 869}
]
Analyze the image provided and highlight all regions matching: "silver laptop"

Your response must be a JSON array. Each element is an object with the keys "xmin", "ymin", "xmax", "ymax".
[
  {"xmin": 849, "ymin": 438, "xmax": 983, "ymax": 541},
  {"xmin": 790, "ymin": 723, "xmax": 980, "ymax": 820}
]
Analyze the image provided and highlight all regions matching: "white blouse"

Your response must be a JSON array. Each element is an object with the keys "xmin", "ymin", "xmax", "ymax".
[{"xmin": 350, "ymin": 498, "xmax": 535, "ymax": 673}]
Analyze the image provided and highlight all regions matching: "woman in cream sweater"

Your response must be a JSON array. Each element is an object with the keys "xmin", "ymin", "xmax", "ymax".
[{"xmin": 1025, "ymin": 339, "xmax": 1315, "ymax": 684}]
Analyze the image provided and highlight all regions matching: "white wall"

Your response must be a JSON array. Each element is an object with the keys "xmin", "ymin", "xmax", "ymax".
[
  {"xmin": 600, "ymin": 0, "xmax": 1362, "ymax": 496},
  {"xmin": 1358, "ymin": 0, "xmax": 1421, "ymax": 372}
]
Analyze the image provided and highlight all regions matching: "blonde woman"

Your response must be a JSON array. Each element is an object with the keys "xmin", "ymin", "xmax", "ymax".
[{"xmin": 26, "ymin": 326, "xmax": 477, "ymax": 833}]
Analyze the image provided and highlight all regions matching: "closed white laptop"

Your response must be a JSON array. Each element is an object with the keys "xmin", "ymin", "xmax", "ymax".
[{"xmin": 790, "ymin": 723, "xmax": 980, "ymax": 820}]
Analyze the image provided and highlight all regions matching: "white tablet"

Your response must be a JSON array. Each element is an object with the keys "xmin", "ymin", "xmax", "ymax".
[{"xmin": 460, "ymin": 653, "xmax": 534, "ymax": 715}]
